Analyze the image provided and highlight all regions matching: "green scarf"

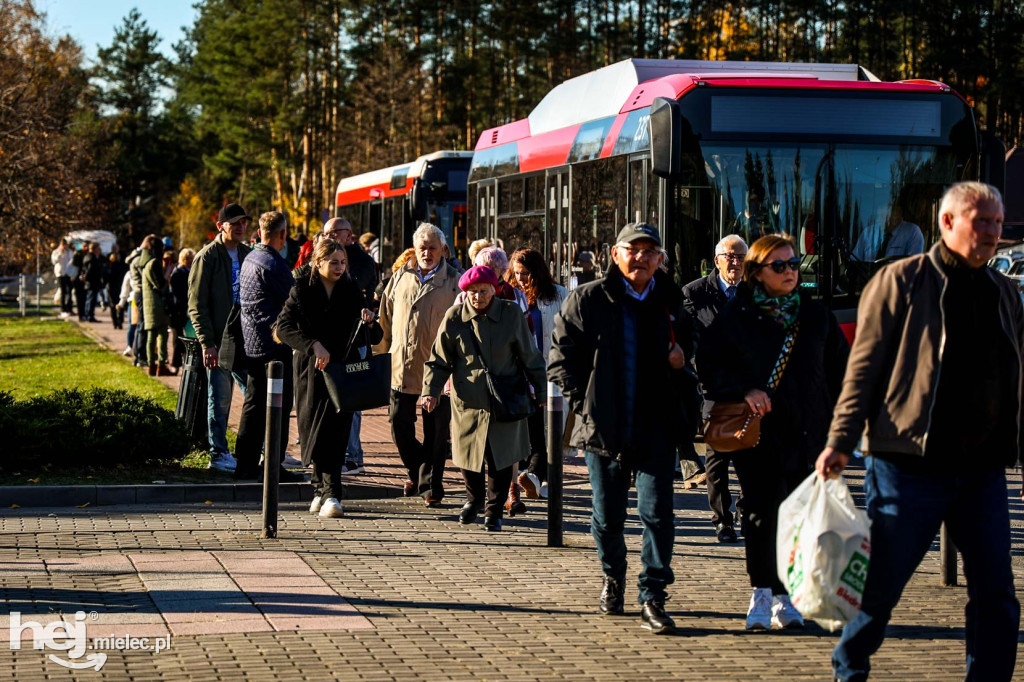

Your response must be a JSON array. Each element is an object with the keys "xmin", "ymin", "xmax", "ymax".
[{"xmin": 751, "ymin": 284, "xmax": 801, "ymax": 330}]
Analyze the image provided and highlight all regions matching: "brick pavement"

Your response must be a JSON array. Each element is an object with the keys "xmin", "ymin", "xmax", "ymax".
[{"xmin": 0, "ymin": 463, "xmax": 1021, "ymax": 680}]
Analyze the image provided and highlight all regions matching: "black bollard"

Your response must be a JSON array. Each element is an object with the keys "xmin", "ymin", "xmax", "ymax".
[
  {"xmin": 546, "ymin": 381, "xmax": 564, "ymax": 547},
  {"xmin": 262, "ymin": 360, "xmax": 283, "ymax": 539},
  {"xmin": 939, "ymin": 522, "xmax": 957, "ymax": 586}
]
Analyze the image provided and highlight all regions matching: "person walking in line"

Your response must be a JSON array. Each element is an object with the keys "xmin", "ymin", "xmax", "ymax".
[
  {"xmin": 81, "ymin": 242, "xmax": 106, "ymax": 322},
  {"xmin": 682, "ymin": 235, "xmax": 748, "ymax": 543},
  {"xmin": 818, "ymin": 182, "xmax": 1020, "ymax": 682},
  {"xmin": 276, "ymin": 239, "xmax": 380, "ymax": 518},
  {"xmin": 696, "ymin": 233, "xmax": 848, "ymax": 631},
  {"xmin": 51, "ymin": 240, "xmax": 75, "ymax": 317},
  {"xmin": 548, "ymin": 222, "xmax": 688, "ymax": 635},
  {"xmin": 421, "ymin": 265, "xmax": 546, "ymax": 531},
  {"xmin": 168, "ymin": 248, "xmax": 194, "ymax": 371},
  {"xmin": 141, "ymin": 239, "xmax": 173, "ymax": 376},
  {"xmin": 106, "ymin": 251, "xmax": 129, "ymax": 330},
  {"xmin": 188, "ymin": 203, "xmax": 252, "ymax": 473},
  {"xmin": 377, "ymin": 223, "xmax": 460, "ymax": 505}
]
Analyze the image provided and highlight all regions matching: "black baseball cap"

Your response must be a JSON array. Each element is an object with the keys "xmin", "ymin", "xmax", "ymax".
[
  {"xmin": 218, "ymin": 203, "xmax": 251, "ymax": 225},
  {"xmin": 615, "ymin": 222, "xmax": 661, "ymax": 246}
]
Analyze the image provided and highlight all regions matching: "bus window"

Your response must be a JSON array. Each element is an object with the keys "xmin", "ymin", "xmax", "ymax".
[{"xmin": 571, "ymin": 157, "xmax": 625, "ymax": 280}]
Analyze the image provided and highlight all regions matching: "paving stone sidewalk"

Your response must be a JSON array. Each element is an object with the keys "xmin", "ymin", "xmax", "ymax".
[{"xmin": 0, "ymin": 463, "xmax": 1021, "ymax": 681}]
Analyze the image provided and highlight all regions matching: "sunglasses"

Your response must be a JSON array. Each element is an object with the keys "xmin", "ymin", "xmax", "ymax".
[{"xmin": 759, "ymin": 257, "xmax": 801, "ymax": 274}]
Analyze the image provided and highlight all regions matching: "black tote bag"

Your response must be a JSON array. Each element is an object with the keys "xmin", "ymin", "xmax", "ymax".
[{"xmin": 321, "ymin": 321, "xmax": 391, "ymax": 413}]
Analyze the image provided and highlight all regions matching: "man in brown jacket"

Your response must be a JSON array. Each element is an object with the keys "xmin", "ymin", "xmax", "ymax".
[
  {"xmin": 377, "ymin": 223, "xmax": 460, "ymax": 504},
  {"xmin": 817, "ymin": 182, "xmax": 1021, "ymax": 682}
]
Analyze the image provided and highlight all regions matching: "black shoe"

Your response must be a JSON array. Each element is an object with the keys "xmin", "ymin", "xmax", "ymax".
[
  {"xmin": 233, "ymin": 467, "xmax": 259, "ymax": 481},
  {"xmin": 599, "ymin": 576, "xmax": 625, "ymax": 616},
  {"xmin": 715, "ymin": 523, "xmax": 739, "ymax": 543},
  {"xmin": 459, "ymin": 501, "xmax": 478, "ymax": 525},
  {"xmin": 483, "ymin": 515, "xmax": 501, "ymax": 531},
  {"xmin": 640, "ymin": 599, "xmax": 676, "ymax": 634},
  {"xmin": 278, "ymin": 468, "xmax": 306, "ymax": 483}
]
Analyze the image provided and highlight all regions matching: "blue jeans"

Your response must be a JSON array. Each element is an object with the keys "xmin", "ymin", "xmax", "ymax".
[
  {"xmin": 585, "ymin": 448, "xmax": 675, "ymax": 603},
  {"xmin": 206, "ymin": 365, "xmax": 247, "ymax": 457},
  {"xmin": 346, "ymin": 411, "xmax": 363, "ymax": 465},
  {"xmin": 833, "ymin": 457, "xmax": 1019, "ymax": 682}
]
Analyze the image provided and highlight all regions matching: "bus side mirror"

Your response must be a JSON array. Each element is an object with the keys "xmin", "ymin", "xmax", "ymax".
[
  {"xmin": 651, "ymin": 97, "xmax": 682, "ymax": 180},
  {"xmin": 980, "ymin": 131, "xmax": 1006, "ymax": 193}
]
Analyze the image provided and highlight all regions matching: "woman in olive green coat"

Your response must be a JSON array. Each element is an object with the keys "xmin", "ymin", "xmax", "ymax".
[
  {"xmin": 141, "ymin": 240, "xmax": 171, "ymax": 376},
  {"xmin": 421, "ymin": 266, "xmax": 546, "ymax": 531}
]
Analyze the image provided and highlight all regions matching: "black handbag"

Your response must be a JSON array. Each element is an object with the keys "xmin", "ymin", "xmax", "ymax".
[
  {"xmin": 466, "ymin": 325, "xmax": 535, "ymax": 423},
  {"xmin": 321, "ymin": 320, "xmax": 391, "ymax": 414}
]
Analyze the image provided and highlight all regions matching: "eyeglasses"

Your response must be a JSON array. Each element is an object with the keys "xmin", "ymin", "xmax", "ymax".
[
  {"xmin": 619, "ymin": 246, "xmax": 660, "ymax": 260},
  {"xmin": 759, "ymin": 258, "xmax": 802, "ymax": 274},
  {"xmin": 716, "ymin": 252, "xmax": 745, "ymax": 262}
]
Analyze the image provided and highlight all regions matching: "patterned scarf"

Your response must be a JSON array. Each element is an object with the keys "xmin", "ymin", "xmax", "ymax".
[{"xmin": 751, "ymin": 284, "xmax": 801, "ymax": 330}]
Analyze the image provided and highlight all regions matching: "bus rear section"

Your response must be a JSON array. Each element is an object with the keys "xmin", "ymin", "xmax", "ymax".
[{"xmin": 337, "ymin": 151, "xmax": 473, "ymax": 269}]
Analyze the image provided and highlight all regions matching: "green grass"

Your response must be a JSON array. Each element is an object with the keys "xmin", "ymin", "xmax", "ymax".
[{"xmin": 0, "ymin": 308, "xmax": 235, "ymax": 485}]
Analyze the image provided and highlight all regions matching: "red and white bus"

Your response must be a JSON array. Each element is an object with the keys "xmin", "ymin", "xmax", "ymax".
[
  {"xmin": 336, "ymin": 150, "xmax": 473, "ymax": 269},
  {"xmin": 467, "ymin": 58, "xmax": 1004, "ymax": 337}
]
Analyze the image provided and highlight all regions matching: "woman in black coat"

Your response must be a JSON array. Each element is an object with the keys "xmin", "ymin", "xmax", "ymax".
[
  {"xmin": 696, "ymin": 234, "xmax": 848, "ymax": 632},
  {"xmin": 276, "ymin": 239, "xmax": 380, "ymax": 518}
]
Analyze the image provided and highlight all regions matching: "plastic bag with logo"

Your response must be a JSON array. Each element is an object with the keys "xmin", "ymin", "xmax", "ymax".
[{"xmin": 776, "ymin": 472, "xmax": 871, "ymax": 632}]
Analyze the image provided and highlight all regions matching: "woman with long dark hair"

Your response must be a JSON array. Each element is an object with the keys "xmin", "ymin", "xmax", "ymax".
[
  {"xmin": 276, "ymin": 239, "xmax": 380, "ymax": 518},
  {"xmin": 696, "ymin": 234, "xmax": 848, "ymax": 631}
]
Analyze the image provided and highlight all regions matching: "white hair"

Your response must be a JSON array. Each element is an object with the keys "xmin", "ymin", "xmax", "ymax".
[
  {"xmin": 473, "ymin": 246, "xmax": 509, "ymax": 277},
  {"xmin": 938, "ymin": 182, "xmax": 1003, "ymax": 227},
  {"xmin": 715, "ymin": 234, "xmax": 747, "ymax": 255},
  {"xmin": 412, "ymin": 222, "xmax": 446, "ymax": 248},
  {"xmin": 178, "ymin": 248, "xmax": 195, "ymax": 265}
]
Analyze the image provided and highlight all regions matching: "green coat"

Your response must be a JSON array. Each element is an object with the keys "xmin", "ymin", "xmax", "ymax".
[
  {"xmin": 142, "ymin": 256, "xmax": 170, "ymax": 331},
  {"xmin": 423, "ymin": 298, "xmax": 547, "ymax": 473},
  {"xmin": 187, "ymin": 234, "xmax": 251, "ymax": 350}
]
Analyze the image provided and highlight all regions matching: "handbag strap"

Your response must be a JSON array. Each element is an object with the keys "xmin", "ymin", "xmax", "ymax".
[
  {"xmin": 465, "ymin": 322, "xmax": 491, "ymax": 374},
  {"xmin": 342, "ymin": 319, "xmax": 373, "ymax": 362},
  {"xmin": 766, "ymin": 321, "xmax": 799, "ymax": 393}
]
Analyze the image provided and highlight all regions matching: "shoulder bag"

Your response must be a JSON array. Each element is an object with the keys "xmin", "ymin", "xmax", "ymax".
[
  {"xmin": 322, "ymin": 320, "xmax": 392, "ymax": 414},
  {"xmin": 466, "ymin": 322, "xmax": 535, "ymax": 423},
  {"xmin": 703, "ymin": 321, "xmax": 799, "ymax": 452}
]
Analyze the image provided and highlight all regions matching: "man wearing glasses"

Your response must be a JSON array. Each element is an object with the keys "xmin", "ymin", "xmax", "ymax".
[
  {"xmin": 188, "ymin": 202, "xmax": 252, "ymax": 473},
  {"xmin": 549, "ymin": 222, "xmax": 688, "ymax": 635},
  {"xmin": 682, "ymin": 235, "xmax": 748, "ymax": 544}
]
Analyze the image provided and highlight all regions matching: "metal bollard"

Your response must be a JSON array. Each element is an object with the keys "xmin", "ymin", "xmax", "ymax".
[
  {"xmin": 939, "ymin": 522, "xmax": 957, "ymax": 586},
  {"xmin": 546, "ymin": 381, "xmax": 564, "ymax": 547},
  {"xmin": 18, "ymin": 275, "xmax": 26, "ymax": 317},
  {"xmin": 262, "ymin": 361, "xmax": 284, "ymax": 539}
]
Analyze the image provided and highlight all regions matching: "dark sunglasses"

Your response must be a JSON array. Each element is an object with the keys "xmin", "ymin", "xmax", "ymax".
[{"xmin": 760, "ymin": 257, "xmax": 801, "ymax": 274}]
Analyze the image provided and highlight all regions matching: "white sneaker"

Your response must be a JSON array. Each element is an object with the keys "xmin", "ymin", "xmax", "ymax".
[
  {"xmin": 771, "ymin": 594, "xmax": 804, "ymax": 629},
  {"xmin": 539, "ymin": 482, "xmax": 549, "ymax": 499},
  {"xmin": 518, "ymin": 471, "xmax": 541, "ymax": 499},
  {"xmin": 208, "ymin": 452, "xmax": 237, "ymax": 472},
  {"xmin": 309, "ymin": 495, "xmax": 322, "ymax": 514},
  {"xmin": 318, "ymin": 497, "xmax": 343, "ymax": 518},
  {"xmin": 122, "ymin": 346, "xmax": 132, "ymax": 356},
  {"xmin": 746, "ymin": 588, "xmax": 773, "ymax": 630}
]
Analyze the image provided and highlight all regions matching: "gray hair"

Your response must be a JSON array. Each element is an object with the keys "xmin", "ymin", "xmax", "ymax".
[
  {"xmin": 715, "ymin": 234, "xmax": 747, "ymax": 255},
  {"xmin": 412, "ymin": 222, "xmax": 446, "ymax": 248},
  {"xmin": 178, "ymin": 248, "xmax": 195, "ymax": 265},
  {"xmin": 473, "ymin": 246, "xmax": 509, "ymax": 277},
  {"xmin": 938, "ymin": 182, "xmax": 1003, "ymax": 226}
]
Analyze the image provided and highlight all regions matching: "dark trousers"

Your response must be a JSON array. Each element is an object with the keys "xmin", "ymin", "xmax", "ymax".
[
  {"xmin": 85, "ymin": 285, "xmax": 101, "ymax": 320},
  {"xmin": 309, "ymin": 408, "xmax": 353, "ymax": 501},
  {"xmin": 58, "ymin": 276, "xmax": 73, "ymax": 313},
  {"xmin": 524, "ymin": 408, "xmax": 547, "ymax": 482},
  {"xmin": 732, "ymin": 449, "xmax": 807, "ymax": 592},
  {"xmin": 133, "ymin": 303, "xmax": 148, "ymax": 366},
  {"xmin": 705, "ymin": 448, "xmax": 734, "ymax": 527},
  {"xmin": 170, "ymin": 325, "xmax": 186, "ymax": 367},
  {"xmin": 833, "ymin": 458, "xmax": 1019, "ymax": 682},
  {"xmin": 235, "ymin": 350, "xmax": 294, "ymax": 475},
  {"xmin": 73, "ymin": 280, "xmax": 85, "ymax": 319},
  {"xmin": 390, "ymin": 390, "xmax": 450, "ymax": 500},
  {"xmin": 108, "ymin": 290, "xmax": 123, "ymax": 329},
  {"xmin": 462, "ymin": 443, "xmax": 514, "ymax": 519}
]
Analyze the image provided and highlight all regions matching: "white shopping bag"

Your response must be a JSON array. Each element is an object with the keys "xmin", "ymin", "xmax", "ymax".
[{"xmin": 777, "ymin": 472, "xmax": 871, "ymax": 631}]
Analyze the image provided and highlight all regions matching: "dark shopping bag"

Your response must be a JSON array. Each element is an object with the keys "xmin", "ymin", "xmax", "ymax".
[{"xmin": 322, "ymin": 321, "xmax": 391, "ymax": 413}]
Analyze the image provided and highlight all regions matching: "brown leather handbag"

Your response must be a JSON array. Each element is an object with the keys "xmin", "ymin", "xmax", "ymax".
[{"xmin": 704, "ymin": 401, "xmax": 762, "ymax": 452}]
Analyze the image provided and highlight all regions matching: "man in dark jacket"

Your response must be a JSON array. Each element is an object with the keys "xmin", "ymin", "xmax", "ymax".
[
  {"xmin": 682, "ymin": 234, "xmax": 747, "ymax": 543},
  {"xmin": 549, "ymin": 222, "xmax": 687, "ymax": 635},
  {"xmin": 81, "ymin": 242, "xmax": 106, "ymax": 322},
  {"xmin": 234, "ymin": 212, "xmax": 298, "ymax": 481},
  {"xmin": 818, "ymin": 182, "xmax": 1020, "ymax": 682}
]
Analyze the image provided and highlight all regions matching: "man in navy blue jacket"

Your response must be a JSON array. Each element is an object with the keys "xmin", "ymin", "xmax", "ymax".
[{"xmin": 234, "ymin": 211, "xmax": 299, "ymax": 481}]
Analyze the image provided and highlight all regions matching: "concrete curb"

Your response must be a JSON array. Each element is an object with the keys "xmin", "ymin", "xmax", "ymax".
[{"xmin": 0, "ymin": 480, "xmax": 402, "ymax": 508}]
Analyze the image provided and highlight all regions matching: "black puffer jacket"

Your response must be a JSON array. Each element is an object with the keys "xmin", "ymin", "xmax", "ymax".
[
  {"xmin": 548, "ymin": 265, "xmax": 687, "ymax": 461},
  {"xmin": 696, "ymin": 282, "xmax": 849, "ymax": 471}
]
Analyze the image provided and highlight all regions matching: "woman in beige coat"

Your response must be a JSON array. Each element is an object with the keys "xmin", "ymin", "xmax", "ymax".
[{"xmin": 421, "ymin": 266, "xmax": 546, "ymax": 531}]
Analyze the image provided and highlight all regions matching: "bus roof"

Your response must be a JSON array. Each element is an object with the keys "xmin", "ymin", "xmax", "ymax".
[
  {"xmin": 336, "ymin": 150, "xmax": 473, "ymax": 205},
  {"xmin": 475, "ymin": 58, "xmax": 951, "ymax": 152}
]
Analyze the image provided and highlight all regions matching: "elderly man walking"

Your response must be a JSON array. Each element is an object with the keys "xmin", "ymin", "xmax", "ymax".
[
  {"xmin": 817, "ymin": 182, "xmax": 1020, "ymax": 681},
  {"xmin": 682, "ymin": 234, "xmax": 748, "ymax": 543},
  {"xmin": 549, "ymin": 222, "xmax": 688, "ymax": 634},
  {"xmin": 377, "ymin": 223, "xmax": 460, "ymax": 504}
]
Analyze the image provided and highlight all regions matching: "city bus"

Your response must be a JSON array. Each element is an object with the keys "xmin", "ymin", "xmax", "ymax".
[
  {"xmin": 466, "ymin": 59, "xmax": 1004, "ymax": 335},
  {"xmin": 336, "ymin": 150, "xmax": 473, "ymax": 268}
]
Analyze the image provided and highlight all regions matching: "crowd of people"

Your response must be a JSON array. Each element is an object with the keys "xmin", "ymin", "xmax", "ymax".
[{"xmin": 50, "ymin": 182, "xmax": 1019, "ymax": 680}]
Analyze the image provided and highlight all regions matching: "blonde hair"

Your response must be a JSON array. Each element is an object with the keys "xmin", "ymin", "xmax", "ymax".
[{"xmin": 468, "ymin": 238, "xmax": 494, "ymax": 262}]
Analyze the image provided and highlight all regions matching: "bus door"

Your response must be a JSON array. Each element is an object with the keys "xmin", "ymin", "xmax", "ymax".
[
  {"xmin": 477, "ymin": 179, "xmax": 498, "ymax": 241},
  {"xmin": 547, "ymin": 167, "xmax": 570, "ymax": 284}
]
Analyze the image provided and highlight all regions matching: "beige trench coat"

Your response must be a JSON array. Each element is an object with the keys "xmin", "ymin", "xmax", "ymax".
[
  {"xmin": 376, "ymin": 262, "xmax": 461, "ymax": 394},
  {"xmin": 423, "ymin": 299, "xmax": 547, "ymax": 473}
]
